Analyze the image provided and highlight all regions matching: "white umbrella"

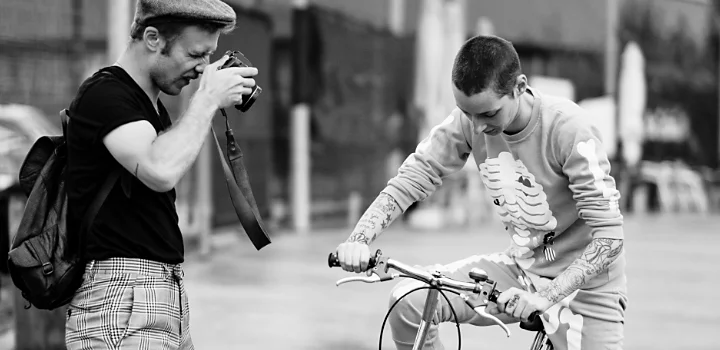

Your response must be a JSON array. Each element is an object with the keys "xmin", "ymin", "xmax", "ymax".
[
  {"xmin": 616, "ymin": 41, "xmax": 650, "ymax": 212},
  {"xmin": 617, "ymin": 41, "xmax": 646, "ymax": 167}
]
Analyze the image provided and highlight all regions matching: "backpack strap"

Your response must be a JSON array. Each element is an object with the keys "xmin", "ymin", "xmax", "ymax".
[
  {"xmin": 60, "ymin": 108, "xmax": 68, "ymax": 139},
  {"xmin": 77, "ymin": 168, "xmax": 121, "ymax": 259}
]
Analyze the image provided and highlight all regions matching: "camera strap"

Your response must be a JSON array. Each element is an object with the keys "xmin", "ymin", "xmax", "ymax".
[{"xmin": 210, "ymin": 118, "xmax": 271, "ymax": 251}]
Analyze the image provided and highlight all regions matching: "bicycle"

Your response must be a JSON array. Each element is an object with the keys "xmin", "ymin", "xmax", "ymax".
[{"xmin": 328, "ymin": 249, "xmax": 553, "ymax": 350}]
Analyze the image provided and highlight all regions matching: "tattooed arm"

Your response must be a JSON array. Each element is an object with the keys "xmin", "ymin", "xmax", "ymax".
[
  {"xmin": 538, "ymin": 238, "xmax": 623, "ymax": 304},
  {"xmin": 339, "ymin": 109, "xmax": 471, "ymax": 273},
  {"xmin": 346, "ymin": 192, "xmax": 403, "ymax": 245}
]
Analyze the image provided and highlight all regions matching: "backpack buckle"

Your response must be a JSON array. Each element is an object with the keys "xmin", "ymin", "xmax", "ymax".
[{"xmin": 42, "ymin": 262, "xmax": 54, "ymax": 275}]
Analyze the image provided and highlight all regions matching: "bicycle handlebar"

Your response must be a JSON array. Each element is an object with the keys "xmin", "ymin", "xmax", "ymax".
[
  {"xmin": 328, "ymin": 249, "xmax": 543, "ymax": 336},
  {"xmin": 329, "ymin": 251, "xmax": 488, "ymax": 294}
]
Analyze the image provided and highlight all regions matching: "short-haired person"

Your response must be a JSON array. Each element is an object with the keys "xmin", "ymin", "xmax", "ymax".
[{"xmin": 335, "ymin": 35, "xmax": 627, "ymax": 350}]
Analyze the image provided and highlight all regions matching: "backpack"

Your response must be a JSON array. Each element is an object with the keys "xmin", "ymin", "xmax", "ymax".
[
  {"xmin": 6, "ymin": 67, "xmax": 273, "ymax": 310},
  {"xmin": 7, "ymin": 71, "xmax": 120, "ymax": 310}
]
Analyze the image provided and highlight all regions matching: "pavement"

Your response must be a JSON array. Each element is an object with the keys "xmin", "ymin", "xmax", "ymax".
[
  {"xmin": 182, "ymin": 213, "xmax": 720, "ymax": 350},
  {"xmin": 2, "ymin": 213, "xmax": 720, "ymax": 350}
]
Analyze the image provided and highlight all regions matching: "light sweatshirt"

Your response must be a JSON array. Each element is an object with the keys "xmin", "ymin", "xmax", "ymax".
[{"xmin": 383, "ymin": 87, "xmax": 625, "ymax": 290}]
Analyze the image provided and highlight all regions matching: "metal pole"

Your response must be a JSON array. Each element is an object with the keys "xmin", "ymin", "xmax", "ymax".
[
  {"xmin": 290, "ymin": 108, "xmax": 311, "ymax": 233},
  {"xmin": 291, "ymin": 0, "xmax": 311, "ymax": 233},
  {"xmin": 107, "ymin": 0, "xmax": 133, "ymax": 64},
  {"xmin": 71, "ymin": 0, "xmax": 85, "ymax": 88},
  {"xmin": 388, "ymin": 0, "xmax": 405, "ymax": 35},
  {"xmin": 605, "ymin": 0, "xmax": 618, "ymax": 95},
  {"xmin": 717, "ymin": 16, "xmax": 720, "ymax": 167},
  {"xmin": 197, "ymin": 135, "xmax": 214, "ymax": 256}
]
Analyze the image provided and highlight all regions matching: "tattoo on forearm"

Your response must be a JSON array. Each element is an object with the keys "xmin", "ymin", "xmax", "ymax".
[
  {"xmin": 347, "ymin": 232, "xmax": 370, "ymax": 245},
  {"xmin": 346, "ymin": 193, "xmax": 402, "ymax": 244},
  {"xmin": 539, "ymin": 238, "xmax": 623, "ymax": 304}
]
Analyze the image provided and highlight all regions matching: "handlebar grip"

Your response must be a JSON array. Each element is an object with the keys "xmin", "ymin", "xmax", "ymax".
[
  {"xmin": 328, "ymin": 252, "xmax": 377, "ymax": 270},
  {"xmin": 519, "ymin": 311, "xmax": 543, "ymax": 332},
  {"xmin": 328, "ymin": 253, "xmax": 340, "ymax": 267}
]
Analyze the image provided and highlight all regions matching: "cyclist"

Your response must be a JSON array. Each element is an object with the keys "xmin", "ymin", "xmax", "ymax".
[{"xmin": 335, "ymin": 35, "xmax": 627, "ymax": 350}]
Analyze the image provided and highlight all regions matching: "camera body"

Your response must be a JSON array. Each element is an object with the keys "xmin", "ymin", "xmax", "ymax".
[{"xmin": 218, "ymin": 50, "xmax": 262, "ymax": 112}]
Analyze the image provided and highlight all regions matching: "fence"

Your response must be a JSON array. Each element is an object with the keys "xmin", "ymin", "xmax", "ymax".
[{"xmin": 0, "ymin": 0, "xmax": 106, "ymax": 121}]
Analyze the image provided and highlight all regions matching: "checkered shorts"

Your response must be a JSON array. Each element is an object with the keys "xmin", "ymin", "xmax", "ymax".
[{"xmin": 65, "ymin": 258, "xmax": 193, "ymax": 350}]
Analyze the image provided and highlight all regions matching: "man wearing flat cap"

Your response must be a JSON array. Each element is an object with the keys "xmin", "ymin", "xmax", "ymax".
[{"xmin": 64, "ymin": 1, "xmax": 256, "ymax": 349}]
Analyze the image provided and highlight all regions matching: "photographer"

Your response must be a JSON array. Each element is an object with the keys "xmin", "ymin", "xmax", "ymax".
[{"xmin": 64, "ymin": 0, "xmax": 256, "ymax": 348}]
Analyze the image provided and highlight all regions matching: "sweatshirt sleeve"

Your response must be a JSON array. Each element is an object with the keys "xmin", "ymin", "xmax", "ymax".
[
  {"xmin": 382, "ymin": 109, "xmax": 474, "ymax": 212},
  {"xmin": 554, "ymin": 113, "xmax": 624, "ymax": 239}
]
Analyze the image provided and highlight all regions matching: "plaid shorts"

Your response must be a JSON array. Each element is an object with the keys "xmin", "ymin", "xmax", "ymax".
[{"xmin": 65, "ymin": 258, "xmax": 193, "ymax": 350}]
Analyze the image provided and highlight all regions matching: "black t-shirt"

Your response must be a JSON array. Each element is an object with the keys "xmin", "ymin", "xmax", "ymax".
[{"xmin": 66, "ymin": 66, "xmax": 184, "ymax": 264}]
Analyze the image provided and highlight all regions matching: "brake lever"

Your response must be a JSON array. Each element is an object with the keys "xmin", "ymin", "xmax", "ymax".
[
  {"xmin": 459, "ymin": 280, "xmax": 511, "ymax": 338},
  {"xmin": 336, "ymin": 274, "xmax": 382, "ymax": 286},
  {"xmin": 336, "ymin": 253, "xmax": 398, "ymax": 286},
  {"xmin": 471, "ymin": 303, "xmax": 511, "ymax": 338},
  {"xmin": 336, "ymin": 272, "xmax": 401, "ymax": 286}
]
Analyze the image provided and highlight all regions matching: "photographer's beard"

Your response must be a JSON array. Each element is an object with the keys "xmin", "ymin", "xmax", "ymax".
[
  {"xmin": 149, "ymin": 66, "xmax": 189, "ymax": 97},
  {"xmin": 149, "ymin": 48, "xmax": 198, "ymax": 97}
]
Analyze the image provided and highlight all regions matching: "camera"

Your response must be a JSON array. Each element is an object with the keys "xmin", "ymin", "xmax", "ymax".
[{"xmin": 218, "ymin": 50, "xmax": 262, "ymax": 112}]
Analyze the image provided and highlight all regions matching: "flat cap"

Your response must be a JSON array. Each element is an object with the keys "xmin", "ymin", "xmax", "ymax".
[{"xmin": 133, "ymin": 0, "xmax": 236, "ymax": 28}]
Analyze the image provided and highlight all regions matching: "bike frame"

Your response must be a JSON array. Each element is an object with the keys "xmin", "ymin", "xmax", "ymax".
[
  {"xmin": 410, "ymin": 278, "xmax": 553, "ymax": 350},
  {"xmin": 330, "ymin": 250, "xmax": 553, "ymax": 350},
  {"xmin": 413, "ymin": 288, "xmax": 441, "ymax": 350}
]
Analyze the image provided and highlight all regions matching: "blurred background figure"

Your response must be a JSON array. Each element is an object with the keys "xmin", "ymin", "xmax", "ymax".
[{"xmin": 2, "ymin": 0, "xmax": 720, "ymax": 349}]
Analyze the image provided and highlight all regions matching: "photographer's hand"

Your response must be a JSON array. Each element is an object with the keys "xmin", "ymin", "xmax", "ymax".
[
  {"xmin": 196, "ymin": 55, "xmax": 258, "ymax": 110},
  {"xmin": 103, "ymin": 55, "xmax": 260, "ymax": 193}
]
